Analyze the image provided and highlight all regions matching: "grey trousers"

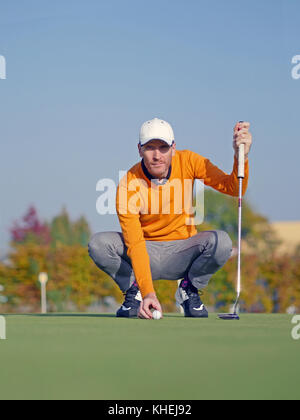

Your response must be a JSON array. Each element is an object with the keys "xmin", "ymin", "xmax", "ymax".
[{"xmin": 88, "ymin": 230, "xmax": 233, "ymax": 293}]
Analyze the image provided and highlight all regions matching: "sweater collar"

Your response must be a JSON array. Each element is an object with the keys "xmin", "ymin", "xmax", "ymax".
[{"xmin": 141, "ymin": 159, "xmax": 172, "ymax": 186}]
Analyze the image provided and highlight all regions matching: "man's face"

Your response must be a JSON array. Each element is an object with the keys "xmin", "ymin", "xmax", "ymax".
[{"xmin": 138, "ymin": 139, "xmax": 176, "ymax": 179}]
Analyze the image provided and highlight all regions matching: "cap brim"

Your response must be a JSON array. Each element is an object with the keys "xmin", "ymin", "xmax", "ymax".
[{"xmin": 140, "ymin": 138, "xmax": 173, "ymax": 146}]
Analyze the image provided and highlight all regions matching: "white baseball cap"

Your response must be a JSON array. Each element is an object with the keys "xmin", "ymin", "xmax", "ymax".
[{"xmin": 139, "ymin": 118, "xmax": 175, "ymax": 146}]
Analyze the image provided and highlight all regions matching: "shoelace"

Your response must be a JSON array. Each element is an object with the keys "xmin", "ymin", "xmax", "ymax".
[
  {"xmin": 123, "ymin": 286, "xmax": 139, "ymax": 306},
  {"xmin": 185, "ymin": 284, "xmax": 204, "ymax": 306},
  {"xmin": 188, "ymin": 291, "xmax": 202, "ymax": 307}
]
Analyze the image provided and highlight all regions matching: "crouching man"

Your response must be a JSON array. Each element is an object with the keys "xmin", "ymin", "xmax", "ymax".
[{"xmin": 89, "ymin": 118, "xmax": 252, "ymax": 319}]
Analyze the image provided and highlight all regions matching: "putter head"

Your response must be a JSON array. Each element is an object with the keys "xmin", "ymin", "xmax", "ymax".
[{"xmin": 218, "ymin": 313, "xmax": 240, "ymax": 320}]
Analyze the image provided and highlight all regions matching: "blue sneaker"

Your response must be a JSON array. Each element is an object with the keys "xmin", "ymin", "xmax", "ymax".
[
  {"xmin": 116, "ymin": 282, "xmax": 142, "ymax": 318},
  {"xmin": 176, "ymin": 276, "xmax": 208, "ymax": 318}
]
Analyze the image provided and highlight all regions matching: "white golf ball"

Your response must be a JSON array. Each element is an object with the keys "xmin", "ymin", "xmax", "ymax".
[{"xmin": 152, "ymin": 310, "xmax": 162, "ymax": 320}]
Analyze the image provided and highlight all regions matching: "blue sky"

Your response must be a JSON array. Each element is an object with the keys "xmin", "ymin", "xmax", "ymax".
[{"xmin": 0, "ymin": 0, "xmax": 299, "ymax": 254}]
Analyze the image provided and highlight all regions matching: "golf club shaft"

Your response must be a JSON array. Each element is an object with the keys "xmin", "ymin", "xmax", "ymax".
[{"xmin": 234, "ymin": 143, "xmax": 245, "ymax": 314}]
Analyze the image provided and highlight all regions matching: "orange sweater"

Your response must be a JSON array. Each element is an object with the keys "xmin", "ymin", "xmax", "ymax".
[{"xmin": 116, "ymin": 149, "xmax": 249, "ymax": 298}]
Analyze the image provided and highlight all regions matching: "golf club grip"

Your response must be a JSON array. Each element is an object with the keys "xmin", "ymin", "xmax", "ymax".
[
  {"xmin": 238, "ymin": 143, "xmax": 245, "ymax": 178},
  {"xmin": 238, "ymin": 121, "xmax": 245, "ymax": 179}
]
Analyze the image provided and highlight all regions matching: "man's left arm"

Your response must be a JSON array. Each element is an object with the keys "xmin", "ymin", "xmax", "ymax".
[{"xmin": 191, "ymin": 122, "xmax": 252, "ymax": 197}]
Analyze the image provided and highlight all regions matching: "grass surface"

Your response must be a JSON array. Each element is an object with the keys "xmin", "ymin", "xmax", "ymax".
[{"xmin": 0, "ymin": 313, "xmax": 299, "ymax": 400}]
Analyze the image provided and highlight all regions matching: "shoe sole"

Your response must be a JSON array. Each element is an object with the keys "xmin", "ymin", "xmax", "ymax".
[{"xmin": 116, "ymin": 310, "xmax": 138, "ymax": 318}]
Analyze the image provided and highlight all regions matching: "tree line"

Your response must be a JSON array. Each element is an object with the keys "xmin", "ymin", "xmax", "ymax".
[{"xmin": 0, "ymin": 191, "xmax": 299, "ymax": 313}]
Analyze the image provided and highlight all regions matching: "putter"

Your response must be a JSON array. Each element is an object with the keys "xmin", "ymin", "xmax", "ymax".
[{"xmin": 218, "ymin": 122, "xmax": 245, "ymax": 321}]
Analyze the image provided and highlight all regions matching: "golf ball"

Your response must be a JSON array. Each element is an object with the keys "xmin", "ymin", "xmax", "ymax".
[{"xmin": 152, "ymin": 310, "xmax": 162, "ymax": 320}]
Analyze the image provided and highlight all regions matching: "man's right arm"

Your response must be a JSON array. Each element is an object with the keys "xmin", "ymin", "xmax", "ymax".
[{"xmin": 116, "ymin": 180, "xmax": 155, "ymax": 299}]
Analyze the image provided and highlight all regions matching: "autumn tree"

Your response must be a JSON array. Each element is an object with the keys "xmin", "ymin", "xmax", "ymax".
[
  {"xmin": 50, "ymin": 208, "xmax": 91, "ymax": 247},
  {"xmin": 197, "ymin": 189, "xmax": 281, "ymax": 257},
  {"xmin": 10, "ymin": 206, "xmax": 51, "ymax": 245}
]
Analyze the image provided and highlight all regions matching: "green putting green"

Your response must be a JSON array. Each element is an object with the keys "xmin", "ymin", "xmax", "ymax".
[{"xmin": 0, "ymin": 313, "xmax": 299, "ymax": 400}]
